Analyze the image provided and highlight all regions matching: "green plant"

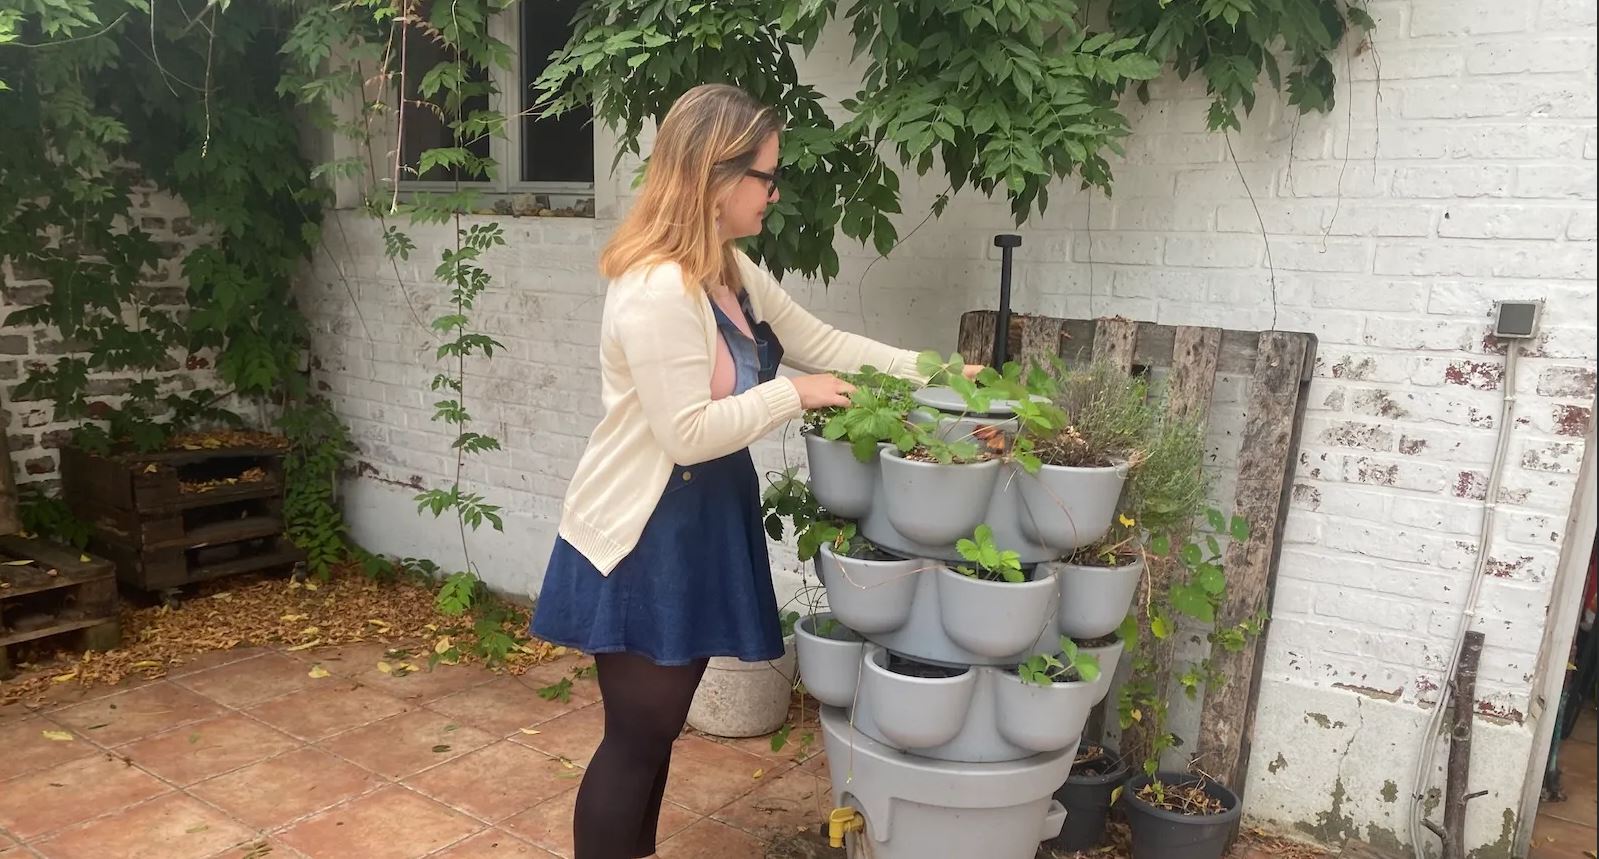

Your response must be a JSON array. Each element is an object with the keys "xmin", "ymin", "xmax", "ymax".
[
  {"xmin": 954, "ymin": 524, "xmax": 1024, "ymax": 583},
  {"xmin": 1116, "ymin": 507, "xmax": 1266, "ymax": 783},
  {"xmin": 814, "ymin": 366, "xmax": 920, "ymax": 461},
  {"xmin": 1017, "ymin": 635, "xmax": 1102, "ymax": 686},
  {"xmin": 1040, "ymin": 360, "xmax": 1156, "ymax": 469},
  {"xmin": 1074, "ymin": 412, "xmax": 1208, "ymax": 568},
  {"xmin": 16, "ymin": 487, "xmax": 91, "ymax": 549},
  {"xmin": 279, "ymin": 397, "xmax": 358, "ymax": 580},
  {"xmin": 535, "ymin": 1, "xmax": 1367, "ymax": 282}
]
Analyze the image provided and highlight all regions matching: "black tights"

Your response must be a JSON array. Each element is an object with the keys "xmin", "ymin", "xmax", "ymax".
[{"xmin": 574, "ymin": 652, "xmax": 708, "ymax": 859}]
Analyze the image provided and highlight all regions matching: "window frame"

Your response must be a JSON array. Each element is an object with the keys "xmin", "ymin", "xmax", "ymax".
[{"xmin": 398, "ymin": 5, "xmax": 595, "ymax": 210}]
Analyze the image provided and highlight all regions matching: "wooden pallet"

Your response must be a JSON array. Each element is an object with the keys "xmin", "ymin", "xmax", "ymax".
[
  {"xmin": 957, "ymin": 311, "xmax": 1317, "ymax": 794},
  {"xmin": 0, "ymin": 534, "xmax": 119, "ymax": 678},
  {"xmin": 61, "ymin": 443, "xmax": 302, "ymax": 592}
]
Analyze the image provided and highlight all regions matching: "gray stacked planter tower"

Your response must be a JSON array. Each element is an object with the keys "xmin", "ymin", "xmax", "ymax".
[{"xmin": 797, "ymin": 386, "xmax": 1142, "ymax": 859}]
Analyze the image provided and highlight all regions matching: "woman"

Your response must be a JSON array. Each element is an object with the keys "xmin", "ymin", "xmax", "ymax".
[{"xmin": 529, "ymin": 83, "xmax": 976, "ymax": 859}]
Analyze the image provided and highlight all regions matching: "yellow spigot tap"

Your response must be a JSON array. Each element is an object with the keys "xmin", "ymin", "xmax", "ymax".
[{"xmin": 827, "ymin": 806, "xmax": 865, "ymax": 847}]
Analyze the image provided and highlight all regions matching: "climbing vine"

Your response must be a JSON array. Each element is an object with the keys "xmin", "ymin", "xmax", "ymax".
[{"xmin": 536, "ymin": 0, "xmax": 1371, "ymax": 280}]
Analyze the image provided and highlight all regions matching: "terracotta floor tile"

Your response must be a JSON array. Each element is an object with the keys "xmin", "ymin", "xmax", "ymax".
[
  {"xmin": 517, "ymin": 659, "xmax": 599, "ymax": 705},
  {"xmin": 0, "ymin": 716, "xmax": 96, "ymax": 782},
  {"xmin": 207, "ymin": 838, "xmax": 310, "ymax": 859},
  {"xmin": 501, "ymin": 789, "xmax": 697, "ymax": 859},
  {"xmin": 430, "ymin": 829, "xmax": 562, "ymax": 859},
  {"xmin": 1528, "ymin": 812, "xmax": 1599, "ymax": 859},
  {"xmin": 33, "ymin": 676, "xmax": 156, "ymax": 713},
  {"xmin": 508, "ymin": 704, "xmax": 604, "ymax": 768},
  {"xmin": 342, "ymin": 655, "xmax": 495, "ymax": 703},
  {"xmin": 692, "ymin": 729, "xmax": 810, "ymax": 769},
  {"xmin": 297, "ymin": 640, "xmax": 424, "ymax": 676},
  {"xmin": 656, "ymin": 818, "xmax": 765, "ymax": 859},
  {"xmin": 118, "ymin": 714, "xmax": 301, "ymax": 786},
  {"xmin": 244, "ymin": 681, "xmax": 410, "ymax": 742},
  {"xmin": 50, "ymin": 682, "xmax": 224, "ymax": 747},
  {"xmin": 427, "ymin": 676, "xmax": 590, "ymax": 737},
  {"xmin": 318, "ymin": 709, "xmax": 496, "ymax": 779},
  {"xmin": 172, "ymin": 653, "xmax": 322, "ymax": 708},
  {"xmin": 661, "ymin": 735, "xmax": 769, "ymax": 814},
  {"xmin": 30, "ymin": 793, "xmax": 255, "ymax": 859},
  {"xmin": 0, "ymin": 753, "xmax": 171, "ymax": 840},
  {"xmin": 404, "ymin": 740, "xmax": 580, "ymax": 821},
  {"xmin": 190, "ymin": 746, "xmax": 385, "ymax": 831},
  {"xmin": 165, "ymin": 646, "xmax": 272, "ymax": 678},
  {"xmin": 277, "ymin": 785, "xmax": 484, "ymax": 859},
  {"xmin": 712, "ymin": 766, "xmax": 831, "ymax": 841}
]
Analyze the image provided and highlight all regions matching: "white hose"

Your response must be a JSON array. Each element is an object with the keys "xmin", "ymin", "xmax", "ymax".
[{"xmin": 1408, "ymin": 345, "xmax": 1521, "ymax": 853}]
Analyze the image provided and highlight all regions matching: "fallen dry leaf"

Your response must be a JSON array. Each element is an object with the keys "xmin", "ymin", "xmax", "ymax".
[
  {"xmin": 752, "ymin": 768, "xmax": 765, "ymax": 779},
  {"xmin": 41, "ymin": 730, "xmax": 74, "ymax": 742},
  {"xmin": 308, "ymin": 665, "xmax": 331, "ymax": 679}
]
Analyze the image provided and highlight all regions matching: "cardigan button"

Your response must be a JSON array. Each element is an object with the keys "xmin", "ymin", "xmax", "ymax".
[{"xmin": 681, "ymin": 470, "xmax": 692, "ymax": 481}]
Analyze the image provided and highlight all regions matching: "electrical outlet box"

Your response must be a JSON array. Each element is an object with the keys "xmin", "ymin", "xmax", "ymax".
[{"xmin": 1492, "ymin": 300, "xmax": 1543, "ymax": 339}]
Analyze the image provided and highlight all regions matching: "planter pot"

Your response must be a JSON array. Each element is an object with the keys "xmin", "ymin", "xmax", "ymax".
[
  {"xmin": 860, "ymin": 648, "xmax": 976, "ymax": 750},
  {"xmin": 686, "ymin": 636, "xmax": 797, "ymax": 738},
  {"xmin": 1055, "ymin": 557, "xmax": 1143, "ymax": 640},
  {"xmin": 795, "ymin": 612, "xmax": 865, "ymax": 709},
  {"xmin": 1123, "ymin": 771, "xmax": 1243, "ymax": 859},
  {"xmin": 878, "ymin": 450, "xmax": 1000, "ymax": 546},
  {"xmin": 804, "ymin": 433, "xmax": 877, "ymax": 518},
  {"xmin": 815, "ymin": 544, "xmax": 922, "ymax": 635},
  {"xmin": 936, "ymin": 565, "xmax": 1059, "ymax": 659},
  {"xmin": 1016, "ymin": 461, "xmax": 1127, "ymax": 552},
  {"xmin": 993, "ymin": 667, "xmax": 1099, "ymax": 754},
  {"xmin": 1076, "ymin": 638, "xmax": 1125, "ymax": 706},
  {"xmin": 820, "ymin": 706, "xmax": 1077, "ymax": 859},
  {"xmin": 1046, "ymin": 746, "xmax": 1132, "ymax": 852}
]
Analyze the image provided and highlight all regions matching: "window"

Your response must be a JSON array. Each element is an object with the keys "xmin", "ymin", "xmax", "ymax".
[{"xmin": 398, "ymin": 1, "xmax": 595, "ymax": 207}]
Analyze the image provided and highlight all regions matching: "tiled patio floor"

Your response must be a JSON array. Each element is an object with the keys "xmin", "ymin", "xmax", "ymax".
[{"xmin": 0, "ymin": 643, "xmax": 833, "ymax": 859}]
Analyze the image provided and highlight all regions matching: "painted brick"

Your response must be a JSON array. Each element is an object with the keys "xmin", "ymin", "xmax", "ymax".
[
  {"xmin": 1392, "ymin": 166, "xmax": 1514, "ymax": 199},
  {"xmin": 1409, "ymin": 1, "xmax": 1530, "ymax": 35},
  {"xmin": 1162, "ymin": 235, "xmax": 1265, "ymax": 268},
  {"xmin": 1540, "ymin": 0, "xmax": 1599, "ymax": 27},
  {"xmin": 1465, "ymin": 39, "xmax": 1596, "ymax": 75},
  {"xmin": 1438, "ymin": 205, "xmax": 1576, "ymax": 240}
]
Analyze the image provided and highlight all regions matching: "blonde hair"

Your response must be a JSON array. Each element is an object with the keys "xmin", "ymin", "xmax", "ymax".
[{"xmin": 599, "ymin": 84, "xmax": 782, "ymax": 292}]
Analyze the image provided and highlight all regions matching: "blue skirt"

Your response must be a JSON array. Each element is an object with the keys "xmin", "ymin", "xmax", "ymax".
[{"xmin": 529, "ymin": 448, "xmax": 782, "ymax": 666}]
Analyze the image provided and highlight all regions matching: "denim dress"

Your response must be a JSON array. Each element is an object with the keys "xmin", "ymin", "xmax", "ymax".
[{"xmin": 529, "ymin": 292, "xmax": 787, "ymax": 665}]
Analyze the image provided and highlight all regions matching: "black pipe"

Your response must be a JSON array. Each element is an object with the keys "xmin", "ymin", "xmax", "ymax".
[{"xmin": 992, "ymin": 234, "xmax": 1022, "ymax": 369}]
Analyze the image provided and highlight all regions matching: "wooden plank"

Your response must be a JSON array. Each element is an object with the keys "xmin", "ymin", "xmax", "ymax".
[
  {"xmin": 186, "ymin": 543, "xmax": 304, "ymax": 583},
  {"xmin": 1165, "ymin": 327, "xmax": 1224, "ymax": 423},
  {"xmin": 1195, "ymin": 331, "xmax": 1314, "ymax": 789},
  {"xmin": 0, "ymin": 401, "xmax": 18, "ymax": 536},
  {"xmin": 957, "ymin": 311, "xmax": 998, "ymax": 366},
  {"xmin": 0, "ymin": 615, "xmax": 114, "ymax": 649},
  {"xmin": 1092, "ymin": 318, "xmax": 1138, "ymax": 373},
  {"xmin": 1018, "ymin": 316, "xmax": 1067, "ymax": 377}
]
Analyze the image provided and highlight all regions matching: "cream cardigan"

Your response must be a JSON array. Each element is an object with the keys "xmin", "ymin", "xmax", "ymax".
[{"xmin": 557, "ymin": 250, "xmax": 924, "ymax": 575}]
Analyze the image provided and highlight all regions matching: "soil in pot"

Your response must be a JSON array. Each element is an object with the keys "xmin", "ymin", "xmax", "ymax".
[
  {"xmin": 885, "ymin": 653, "xmax": 966, "ymax": 679},
  {"xmin": 1046, "ymin": 744, "xmax": 1131, "ymax": 852},
  {"xmin": 1123, "ymin": 772, "xmax": 1241, "ymax": 859}
]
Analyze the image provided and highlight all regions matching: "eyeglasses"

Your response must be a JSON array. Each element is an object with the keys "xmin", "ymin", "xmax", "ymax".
[{"xmin": 744, "ymin": 166, "xmax": 781, "ymax": 195}]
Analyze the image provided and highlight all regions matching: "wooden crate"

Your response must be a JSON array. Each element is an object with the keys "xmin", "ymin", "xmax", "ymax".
[
  {"xmin": 61, "ymin": 443, "xmax": 303, "ymax": 592},
  {"xmin": 0, "ymin": 534, "xmax": 120, "ymax": 678},
  {"xmin": 957, "ymin": 311, "xmax": 1317, "ymax": 796}
]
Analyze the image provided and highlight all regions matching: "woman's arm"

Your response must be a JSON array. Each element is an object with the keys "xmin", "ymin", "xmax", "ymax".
[{"xmin": 740, "ymin": 255, "xmax": 927, "ymax": 381}]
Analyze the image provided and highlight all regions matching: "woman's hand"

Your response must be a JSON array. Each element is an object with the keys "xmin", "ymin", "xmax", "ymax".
[
  {"xmin": 793, "ymin": 373, "xmax": 856, "ymax": 410},
  {"xmin": 963, "ymin": 364, "xmax": 985, "ymax": 380}
]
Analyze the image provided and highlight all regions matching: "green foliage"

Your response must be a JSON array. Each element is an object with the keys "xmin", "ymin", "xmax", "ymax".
[
  {"xmin": 16, "ymin": 486, "xmax": 91, "ymax": 548},
  {"xmin": 279, "ymin": 397, "xmax": 358, "ymax": 580},
  {"xmin": 759, "ymin": 467, "xmax": 865, "ymax": 562},
  {"xmin": 954, "ymin": 523, "xmax": 1024, "ymax": 583},
  {"xmin": 535, "ymin": 0, "xmax": 1364, "ymax": 281},
  {"xmin": 815, "ymin": 366, "xmax": 920, "ymax": 461},
  {"xmin": 1017, "ymin": 635, "xmax": 1102, "ymax": 686}
]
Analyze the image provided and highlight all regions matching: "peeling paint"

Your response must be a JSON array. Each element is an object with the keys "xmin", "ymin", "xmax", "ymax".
[
  {"xmin": 1466, "ymin": 809, "xmax": 1518, "ymax": 859},
  {"xmin": 1306, "ymin": 712, "xmax": 1333, "ymax": 728},
  {"xmin": 1443, "ymin": 360, "xmax": 1503, "ymax": 391},
  {"xmin": 1380, "ymin": 780, "xmax": 1398, "ymax": 803},
  {"xmin": 1269, "ymin": 752, "xmax": 1289, "ymax": 774},
  {"xmin": 1366, "ymin": 824, "xmax": 1406, "ymax": 856},
  {"xmin": 1331, "ymin": 683, "xmax": 1403, "ymax": 703},
  {"xmin": 1554, "ymin": 404, "xmax": 1592, "ymax": 437},
  {"xmin": 1295, "ymin": 778, "xmax": 1360, "ymax": 845},
  {"xmin": 1474, "ymin": 700, "xmax": 1526, "ymax": 725},
  {"xmin": 1454, "ymin": 471, "xmax": 1488, "ymax": 500},
  {"xmin": 1399, "ymin": 436, "xmax": 1429, "ymax": 455}
]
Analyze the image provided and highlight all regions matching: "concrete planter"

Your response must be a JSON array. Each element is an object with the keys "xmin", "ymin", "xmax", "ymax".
[
  {"xmin": 859, "ymin": 648, "xmax": 977, "ymax": 750},
  {"xmin": 1015, "ymin": 460, "xmax": 1127, "ymax": 552},
  {"xmin": 685, "ymin": 635, "xmax": 796, "ymax": 739},
  {"xmin": 815, "ymin": 543, "xmax": 923, "ymax": 635},
  {"xmin": 935, "ymin": 565, "xmax": 1060, "ymax": 659},
  {"xmin": 794, "ymin": 612, "xmax": 864, "ymax": 709},
  {"xmin": 803, "ymin": 433, "xmax": 878, "ymax": 518},
  {"xmin": 878, "ymin": 450, "xmax": 1000, "ymax": 546},
  {"xmin": 1054, "ymin": 556, "xmax": 1143, "ymax": 640},
  {"xmin": 993, "ymin": 667, "xmax": 1100, "ymax": 754}
]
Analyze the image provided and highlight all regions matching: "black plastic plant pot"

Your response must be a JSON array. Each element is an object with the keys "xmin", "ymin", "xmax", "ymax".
[
  {"xmin": 1123, "ymin": 771, "xmax": 1242, "ymax": 859},
  {"xmin": 1046, "ymin": 748, "xmax": 1131, "ymax": 852}
]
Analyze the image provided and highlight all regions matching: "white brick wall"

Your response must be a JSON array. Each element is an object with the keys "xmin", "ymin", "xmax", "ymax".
[{"xmin": 300, "ymin": 2, "xmax": 1595, "ymax": 851}]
